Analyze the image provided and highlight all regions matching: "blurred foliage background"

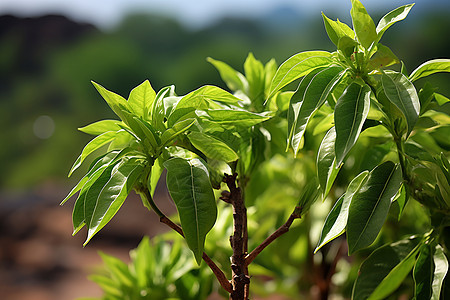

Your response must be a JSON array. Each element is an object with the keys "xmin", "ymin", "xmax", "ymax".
[{"xmin": 1, "ymin": 1, "xmax": 449, "ymax": 191}]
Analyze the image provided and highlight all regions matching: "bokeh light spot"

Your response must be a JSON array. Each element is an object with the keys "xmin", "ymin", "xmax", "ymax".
[{"xmin": 33, "ymin": 115, "xmax": 55, "ymax": 139}]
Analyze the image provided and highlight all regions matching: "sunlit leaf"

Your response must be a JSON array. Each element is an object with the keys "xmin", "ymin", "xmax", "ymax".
[
  {"xmin": 198, "ymin": 109, "xmax": 270, "ymax": 127},
  {"xmin": 347, "ymin": 161, "xmax": 402, "ymax": 254},
  {"xmin": 287, "ymin": 66, "xmax": 344, "ymax": 155},
  {"xmin": 322, "ymin": 12, "xmax": 355, "ymax": 46},
  {"xmin": 69, "ymin": 130, "xmax": 123, "ymax": 177},
  {"xmin": 352, "ymin": 237, "xmax": 421, "ymax": 300},
  {"xmin": 207, "ymin": 57, "xmax": 247, "ymax": 92},
  {"xmin": 350, "ymin": 0, "xmax": 377, "ymax": 49},
  {"xmin": 409, "ymin": 59, "xmax": 450, "ymax": 82},
  {"xmin": 268, "ymin": 51, "xmax": 333, "ymax": 98},
  {"xmin": 366, "ymin": 239, "xmax": 421, "ymax": 300},
  {"xmin": 432, "ymin": 245, "xmax": 448, "ymax": 300},
  {"xmin": 78, "ymin": 120, "xmax": 123, "ymax": 135},
  {"xmin": 92, "ymin": 81, "xmax": 130, "ymax": 121},
  {"xmin": 128, "ymin": 80, "xmax": 156, "ymax": 120},
  {"xmin": 317, "ymin": 127, "xmax": 339, "ymax": 197},
  {"xmin": 375, "ymin": 4, "xmax": 415, "ymax": 44},
  {"xmin": 164, "ymin": 157, "xmax": 217, "ymax": 264},
  {"xmin": 367, "ymin": 44, "xmax": 399, "ymax": 71},
  {"xmin": 382, "ymin": 71, "xmax": 420, "ymax": 135},
  {"xmin": 83, "ymin": 157, "xmax": 145, "ymax": 245},
  {"xmin": 315, "ymin": 170, "xmax": 368, "ymax": 253},
  {"xmin": 334, "ymin": 82, "xmax": 371, "ymax": 166},
  {"xmin": 160, "ymin": 118, "xmax": 196, "ymax": 147},
  {"xmin": 188, "ymin": 131, "xmax": 239, "ymax": 163}
]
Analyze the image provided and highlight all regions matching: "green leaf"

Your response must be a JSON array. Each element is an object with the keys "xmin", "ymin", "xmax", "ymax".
[
  {"xmin": 317, "ymin": 127, "xmax": 339, "ymax": 197},
  {"xmin": 168, "ymin": 85, "xmax": 240, "ymax": 127},
  {"xmin": 413, "ymin": 243, "xmax": 434, "ymax": 300},
  {"xmin": 164, "ymin": 157, "xmax": 217, "ymax": 264},
  {"xmin": 207, "ymin": 57, "xmax": 247, "ymax": 92},
  {"xmin": 69, "ymin": 130, "xmax": 123, "ymax": 177},
  {"xmin": 244, "ymin": 52, "xmax": 266, "ymax": 104},
  {"xmin": 352, "ymin": 237, "xmax": 421, "ymax": 300},
  {"xmin": 338, "ymin": 36, "xmax": 358, "ymax": 58},
  {"xmin": 350, "ymin": 0, "xmax": 377, "ymax": 49},
  {"xmin": 347, "ymin": 161, "xmax": 403, "ymax": 254},
  {"xmin": 334, "ymin": 82, "xmax": 371, "ymax": 166},
  {"xmin": 322, "ymin": 12, "xmax": 355, "ymax": 46},
  {"xmin": 198, "ymin": 109, "xmax": 270, "ymax": 127},
  {"xmin": 287, "ymin": 66, "xmax": 344, "ymax": 155},
  {"xmin": 367, "ymin": 44, "xmax": 399, "ymax": 71},
  {"xmin": 78, "ymin": 120, "xmax": 123, "ymax": 135},
  {"xmin": 432, "ymin": 245, "xmax": 448, "ymax": 300},
  {"xmin": 268, "ymin": 51, "xmax": 333, "ymax": 98},
  {"xmin": 375, "ymin": 4, "xmax": 415, "ymax": 44},
  {"xmin": 434, "ymin": 93, "xmax": 450, "ymax": 106},
  {"xmin": 188, "ymin": 131, "xmax": 239, "ymax": 163},
  {"xmin": 367, "ymin": 240, "xmax": 421, "ymax": 300},
  {"xmin": 128, "ymin": 80, "xmax": 156, "ymax": 120},
  {"xmin": 92, "ymin": 81, "xmax": 130, "ymax": 120},
  {"xmin": 134, "ymin": 117, "xmax": 160, "ymax": 151},
  {"xmin": 409, "ymin": 59, "xmax": 450, "ymax": 82},
  {"xmin": 315, "ymin": 170, "xmax": 369, "ymax": 253},
  {"xmin": 160, "ymin": 118, "xmax": 196, "ymax": 147},
  {"xmin": 382, "ymin": 71, "xmax": 420, "ymax": 135},
  {"xmin": 83, "ymin": 157, "xmax": 144, "ymax": 245},
  {"xmin": 152, "ymin": 85, "xmax": 175, "ymax": 132},
  {"xmin": 148, "ymin": 157, "xmax": 164, "ymax": 198}
]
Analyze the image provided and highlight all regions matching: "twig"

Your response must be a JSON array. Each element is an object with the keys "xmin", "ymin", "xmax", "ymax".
[
  {"xmin": 244, "ymin": 207, "xmax": 301, "ymax": 267},
  {"xmin": 139, "ymin": 188, "xmax": 232, "ymax": 293}
]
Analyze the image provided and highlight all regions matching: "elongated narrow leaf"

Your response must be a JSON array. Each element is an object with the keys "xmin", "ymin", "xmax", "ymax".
[
  {"xmin": 432, "ymin": 245, "xmax": 448, "ymax": 300},
  {"xmin": 148, "ymin": 157, "xmax": 164, "ymax": 198},
  {"xmin": 69, "ymin": 130, "xmax": 122, "ymax": 176},
  {"xmin": 315, "ymin": 170, "xmax": 368, "ymax": 253},
  {"xmin": 128, "ymin": 80, "xmax": 156, "ymax": 120},
  {"xmin": 160, "ymin": 118, "xmax": 196, "ymax": 147},
  {"xmin": 375, "ymin": 4, "xmax": 415, "ymax": 43},
  {"xmin": 188, "ymin": 131, "xmax": 238, "ymax": 163},
  {"xmin": 288, "ymin": 66, "xmax": 344, "ymax": 155},
  {"xmin": 207, "ymin": 57, "xmax": 247, "ymax": 92},
  {"xmin": 322, "ymin": 12, "xmax": 355, "ymax": 46},
  {"xmin": 152, "ymin": 85, "xmax": 174, "ymax": 132},
  {"xmin": 268, "ymin": 51, "xmax": 333, "ymax": 98},
  {"xmin": 78, "ymin": 120, "xmax": 123, "ymax": 135},
  {"xmin": 92, "ymin": 81, "xmax": 129, "ymax": 120},
  {"xmin": 413, "ymin": 243, "xmax": 434, "ymax": 299},
  {"xmin": 198, "ymin": 109, "xmax": 270, "ymax": 127},
  {"xmin": 164, "ymin": 157, "xmax": 217, "ymax": 264},
  {"xmin": 409, "ymin": 59, "xmax": 450, "ymax": 82},
  {"xmin": 367, "ymin": 240, "xmax": 421, "ymax": 300},
  {"xmin": 72, "ymin": 162, "xmax": 118, "ymax": 235},
  {"xmin": 168, "ymin": 85, "xmax": 240, "ymax": 127},
  {"xmin": 350, "ymin": 0, "xmax": 377, "ymax": 49},
  {"xmin": 134, "ymin": 117, "xmax": 160, "ymax": 151},
  {"xmin": 347, "ymin": 162, "xmax": 402, "ymax": 254},
  {"xmin": 334, "ymin": 82, "xmax": 371, "ymax": 166},
  {"xmin": 317, "ymin": 127, "xmax": 340, "ymax": 197},
  {"xmin": 382, "ymin": 71, "xmax": 420, "ymax": 135},
  {"xmin": 353, "ymin": 237, "xmax": 421, "ymax": 300},
  {"xmin": 84, "ymin": 157, "xmax": 144, "ymax": 245}
]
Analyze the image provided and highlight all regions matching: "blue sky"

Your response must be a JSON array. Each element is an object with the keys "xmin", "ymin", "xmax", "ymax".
[{"xmin": 0, "ymin": 0, "xmax": 448, "ymax": 29}]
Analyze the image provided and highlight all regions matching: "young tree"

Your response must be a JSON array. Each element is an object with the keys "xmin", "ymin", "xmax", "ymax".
[{"xmin": 63, "ymin": 1, "xmax": 450, "ymax": 299}]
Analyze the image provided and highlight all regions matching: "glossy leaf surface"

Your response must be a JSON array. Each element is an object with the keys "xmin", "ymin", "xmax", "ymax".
[
  {"xmin": 334, "ymin": 82, "xmax": 371, "ymax": 166},
  {"xmin": 352, "ymin": 237, "xmax": 420, "ymax": 300},
  {"xmin": 350, "ymin": 0, "xmax": 377, "ymax": 49},
  {"xmin": 347, "ymin": 161, "xmax": 402, "ymax": 254},
  {"xmin": 382, "ymin": 71, "xmax": 420, "ymax": 135},
  {"xmin": 128, "ymin": 80, "xmax": 156, "ymax": 119},
  {"xmin": 188, "ymin": 131, "xmax": 238, "ymax": 162},
  {"xmin": 268, "ymin": 51, "xmax": 332, "ymax": 98},
  {"xmin": 164, "ymin": 157, "xmax": 217, "ymax": 264}
]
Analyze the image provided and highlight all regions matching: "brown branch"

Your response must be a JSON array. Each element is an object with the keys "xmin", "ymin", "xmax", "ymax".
[
  {"xmin": 140, "ymin": 188, "xmax": 232, "ymax": 293},
  {"xmin": 224, "ymin": 173, "xmax": 250, "ymax": 300},
  {"xmin": 244, "ymin": 207, "xmax": 302, "ymax": 267}
]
